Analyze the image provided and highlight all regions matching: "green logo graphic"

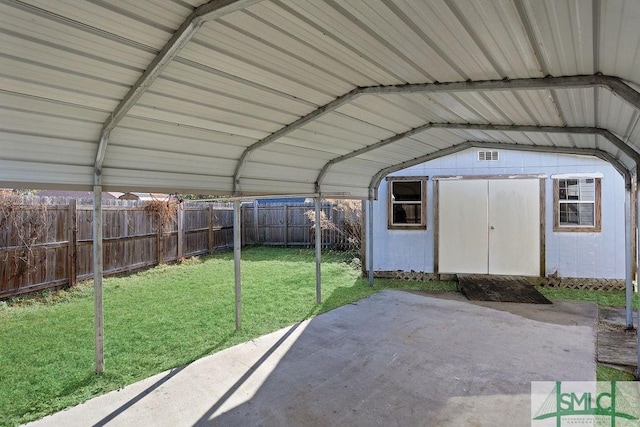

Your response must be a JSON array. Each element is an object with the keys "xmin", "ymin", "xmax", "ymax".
[{"xmin": 532, "ymin": 381, "xmax": 640, "ymax": 427}]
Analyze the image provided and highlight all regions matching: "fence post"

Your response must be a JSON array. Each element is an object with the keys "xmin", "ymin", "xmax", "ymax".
[
  {"xmin": 156, "ymin": 212, "xmax": 163, "ymax": 265},
  {"xmin": 253, "ymin": 200, "xmax": 259, "ymax": 244},
  {"xmin": 283, "ymin": 205, "xmax": 288, "ymax": 247},
  {"xmin": 67, "ymin": 199, "xmax": 77, "ymax": 287},
  {"xmin": 208, "ymin": 204, "xmax": 214, "ymax": 253},
  {"xmin": 177, "ymin": 204, "xmax": 184, "ymax": 260},
  {"xmin": 241, "ymin": 204, "xmax": 246, "ymax": 245}
]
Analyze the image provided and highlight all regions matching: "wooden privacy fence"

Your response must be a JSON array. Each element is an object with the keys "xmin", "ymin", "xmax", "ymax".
[{"xmin": 0, "ymin": 198, "xmax": 360, "ymax": 299}]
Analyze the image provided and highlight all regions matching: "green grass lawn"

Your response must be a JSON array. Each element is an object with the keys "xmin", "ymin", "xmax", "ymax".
[
  {"xmin": 0, "ymin": 247, "xmax": 453, "ymax": 426},
  {"xmin": 0, "ymin": 247, "xmax": 637, "ymax": 426},
  {"xmin": 538, "ymin": 287, "xmax": 639, "ymax": 309}
]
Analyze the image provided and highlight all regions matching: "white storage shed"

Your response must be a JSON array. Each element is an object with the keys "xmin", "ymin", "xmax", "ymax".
[{"xmin": 371, "ymin": 148, "xmax": 627, "ymax": 287}]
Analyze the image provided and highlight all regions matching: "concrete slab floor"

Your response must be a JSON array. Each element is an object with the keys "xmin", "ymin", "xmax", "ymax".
[{"xmin": 25, "ymin": 290, "xmax": 597, "ymax": 427}]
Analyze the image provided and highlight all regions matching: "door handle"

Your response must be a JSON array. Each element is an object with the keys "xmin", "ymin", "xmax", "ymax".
[{"xmin": 490, "ymin": 225, "xmax": 495, "ymax": 230}]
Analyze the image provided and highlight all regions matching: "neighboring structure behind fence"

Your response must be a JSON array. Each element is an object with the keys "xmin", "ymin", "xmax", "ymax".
[{"xmin": 0, "ymin": 197, "xmax": 359, "ymax": 299}]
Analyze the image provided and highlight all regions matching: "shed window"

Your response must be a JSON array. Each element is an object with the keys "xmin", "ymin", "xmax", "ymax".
[
  {"xmin": 553, "ymin": 178, "xmax": 601, "ymax": 232},
  {"xmin": 386, "ymin": 177, "xmax": 427, "ymax": 229}
]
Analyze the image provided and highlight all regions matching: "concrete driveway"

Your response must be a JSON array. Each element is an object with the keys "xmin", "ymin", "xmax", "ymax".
[{"xmin": 27, "ymin": 290, "xmax": 597, "ymax": 427}]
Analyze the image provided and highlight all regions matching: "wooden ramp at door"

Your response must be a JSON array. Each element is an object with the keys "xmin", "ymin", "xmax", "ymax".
[{"xmin": 457, "ymin": 274, "xmax": 552, "ymax": 304}]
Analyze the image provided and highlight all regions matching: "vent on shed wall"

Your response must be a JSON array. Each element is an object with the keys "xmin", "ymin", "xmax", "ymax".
[{"xmin": 478, "ymin": 150, "xmax": 499, "ymax": 161}]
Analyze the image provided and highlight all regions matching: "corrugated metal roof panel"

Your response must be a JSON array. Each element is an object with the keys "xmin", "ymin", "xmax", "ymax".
[
  {"xmin": 249, "ymin": 2, "xmax": 402, "ymax": 85},
  {"xmin": 597, "ymin": 89, "xmax": 638, "ymax": 138},
  {"xmin": 135, "ymin": 91, "xmax": 285, "ymax": 130},
  {"xmin": 390, "ymin": 0, "xmax": 503, "ymax": 81},
  {"xmin": 147, "ymin": 79, "xmax": 300, "ymax": 124},
  {"xmin": 126, "ymin": 104, "xmax": 269, "ymax": 139},
  {"xmin": 160, "ymin": 61, "xmax": 317, "ymax": 113},
  {"xmin": 553, "ymin": 88, "xmax": 596, "ymax": 127},
  {"xmin": 182, "ymin": 35, "xmax": 335, "ymax": 105},
  {"xmin": 343, "ymin": 95, "xmax": 431, "ymax": 128},
  {"xmin": 338, "ymin": 0, "xmax": 464, "ymax": 82},
  {"xmin": 103, "ymin": 146, "xmax": 237, "ymax": 176},
  {"xmin": 600, "ymin": 0, "xmax": 640, "ymax": 83},
  {"xmin": 196, "ymin": 18, "xmax": 355, "ymax": 95},
  {"xmin": 0, "ymin": 160, "xmax": 93, "ymax": 189},
  {"xmin": 102, "ymin": 168, "xmax": 234, "ymax": 194},
  {"xmin": 280, "ymin": 0, "xmax": 433, "ymax": 84},
  {"xmin": 19, "ymin": 0, "xmax": 179, "ymax": 47},
  {"xmin": 522, "ymin": 0, "xmax": 594, "ymax": 76},
  {"xmin": 449, "ymin": 0, "xmax": 543, "ymax": 78},
  {"xmin": 239, "ymin": 177, "xmax": 315, "ymax": 195}
]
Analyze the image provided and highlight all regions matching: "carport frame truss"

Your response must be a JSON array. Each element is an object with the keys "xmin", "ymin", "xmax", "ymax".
[{"xmin": 86, "ymin": 0, "xmax": 640, "ymax": 378}]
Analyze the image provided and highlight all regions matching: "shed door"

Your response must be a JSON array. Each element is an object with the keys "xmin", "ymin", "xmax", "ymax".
[
  {"xmin": 438, "ymin": 180, "xmax": 489, "ymax": 274},
  {"xmin": 438, "ymin": 179, "xmax": 540, "ymax": 276}
]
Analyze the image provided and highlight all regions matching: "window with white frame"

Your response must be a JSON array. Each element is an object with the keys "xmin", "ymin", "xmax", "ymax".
[
  {"xmin": 554, "ymin": 177, "xmax": 601, "ymax": 232},
  {"xmin": 386, "ymin": 176, "xmax": 427, "ymax": 229}
]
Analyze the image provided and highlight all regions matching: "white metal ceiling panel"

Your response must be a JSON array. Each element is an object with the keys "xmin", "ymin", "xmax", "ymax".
[
  {"xmin": 409, "ymin": 129, "xmax": 469, "ymax": 149},
  {"xmin": 102, "ymin": 169, "xmax": 233, "ymax": 194},
  {"xmin": 159, "ymin": 61, "xmax": 317, "ymax": 114},
  {"xmin": 280, "ymin": 0, "xmax": 434, "ymax": 84},
  {"xmin": 600, "ymin": 0, "xmax": 640, "ymax": 84},
  {"xmin": 116, "ymin": 116, "xmax": 255, "ymax": 149},
  {"xmin": 0, "ymin": 160, "xmax": 93, "ymax": 189},
  {"xmin": 135, "ymin": 91, "xmax": 285, "ymax": 131},
  {"xmin": 553, "ymin": 88, "xmax": 596, "ymax": 127},
  {"xmin": 597, "ymin": 89, "xmax": 638, "ymax": 139},
  {"xmin": 335, "ymin": 102, "xmax": 412, "ymax": 134},
  {"xmin": 125, "ymin": 105, "xmax": 269, "ymax": 140},
  {"xmin": 147, "ymin": 79, "xmax": 300, "ymax": 125},
  {"xmin": 182, "ymin": 34, "xmax": 335, "ymax": 106},
  {"xmin": 450, "ymin": 0, "xmax": 543, "ymax": 78},
  {"xmin": 103, "ymin": 146, "xmax": 238, "ymax": 177},
  {"xmin": 390, "ymin": 0, "xmax": 503, "ymax": 81},
  {"xmin": 221, "ymin": 5, "xmax": 379, "ymax": 87},
  {"xmin": 339, "ymin": 0, "xmax": 464, "ymax": 82},
  {"xmin": 196, "ymin": 18, "xmax": 355, "ymax": 95},
  {"xmin": 238, "ymin": 177, "xmax": 316, "ymax": 195},
  {"xmin": 521, "ymin": 0, "xmax": 594, "ymax": 76},
  {"xmin": 248, "ymin": 2, "xmax": 403, "ymax": 85},
  {"xmin": 18, "ymin": 0, "xmax": 179, "ymax": 48}
]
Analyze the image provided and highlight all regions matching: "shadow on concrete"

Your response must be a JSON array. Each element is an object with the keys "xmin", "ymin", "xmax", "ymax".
[
  {"xmin": 191, "ymin": 322, "xmax": 303, "ymax": 426},
  {"xmin": 91, "ymin": 331, "xmax": 238, "ymax": 427},
  {"xmin": 195, "ymin": 291, "xmax": 597, "ymax": 426}
]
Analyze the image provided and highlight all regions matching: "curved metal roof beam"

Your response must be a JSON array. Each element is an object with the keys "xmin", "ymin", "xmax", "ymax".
[
  {"xmin": 367, "ymin": 142, "xmax": 632, "ymax": 200},
  {"xmin": 317, "ymin": 122, "xmax": 640, "ymax": 192},
  {"xmin": 94, "ymin": 0, "xmax": 262, "ymax": 177},
  {"xmin": 236, "ymin": 74, "xmax": 640, "ymax": 194}
]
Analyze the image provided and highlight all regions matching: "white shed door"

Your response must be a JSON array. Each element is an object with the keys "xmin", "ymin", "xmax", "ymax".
[
  {"xmin": 438, "ymin": 180, "xmax": 489, "ymax": 274},
  {"xmin": 438, "ymin": 179, "xmax": 540, "ymax": 276}
]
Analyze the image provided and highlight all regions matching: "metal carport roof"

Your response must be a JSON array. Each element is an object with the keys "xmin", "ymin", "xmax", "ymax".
[
  {"xmin": 1, "ymin": 0, "xmax": 640, "ymax": 377},
  {"xmin": 2, "ymin": 0, "xmax": 640, "ymax": 198}
]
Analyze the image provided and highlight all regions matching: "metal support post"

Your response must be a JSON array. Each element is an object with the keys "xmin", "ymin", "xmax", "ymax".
[
  {"xmin": 625, "ymin": 189, "xmax": 634, "ymax": 329},
  {"xmin": 368, "ymin": 198, "xmax": 374, "ymax": 287},
  {"xmin": 315, "ymin": 198, "xmax": 322, "ymax": 304},
  {"xmin": 93, "ymin": 183, "xmax": 104, "ymax": 374},
  {"xmin": 234, "ymin": 200, "xmax": 242, "ymax": 330}
]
